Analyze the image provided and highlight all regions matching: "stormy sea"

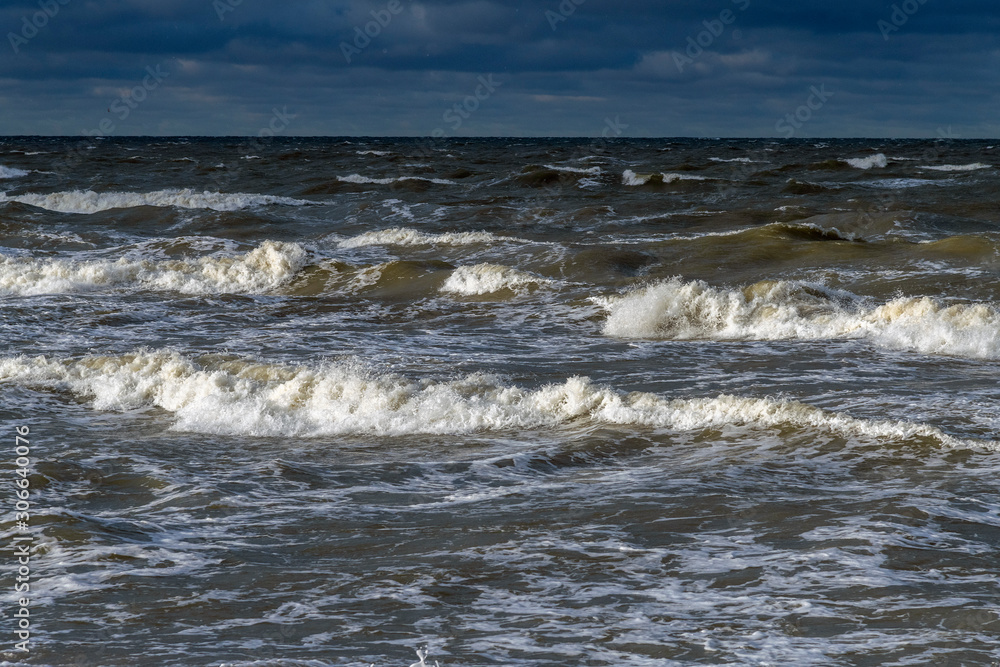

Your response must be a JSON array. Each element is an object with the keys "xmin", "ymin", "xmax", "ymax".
[{"xmin": 1, "ymin": 136, "xmax": 999, "ymax": 666}]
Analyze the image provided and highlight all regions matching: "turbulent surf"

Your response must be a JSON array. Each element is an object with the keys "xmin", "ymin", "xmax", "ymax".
[{"xmin": 2, "ymin": 137, "xmax": 999, "ymax": 667}]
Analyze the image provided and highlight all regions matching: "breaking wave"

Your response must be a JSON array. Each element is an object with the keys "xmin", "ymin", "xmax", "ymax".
[
  {"xmin": 0, "ymin": 165, "xmax": 29, "ymax": 179},
  {"xmin": 622, "ymin": 170, "xmax": 708, "ymax": 186},
  {"xmin": 337, "ymin": 227, "xmax": 524, "ymax": 248},
  {"xmin": 0, "ymin": 242, "xmax": 309, "ymax": 295},
  {"xmin": 0, "ymin": 189, "xmax": 313, "ymax": 214},
  {"xmin": 844, "ymin": 154, "xmax": 888, "ymax": 170},
  {"xmin": 336, "ymin": 174, "xmax": 454, "ymax": 185},
  {"xmin": 0, "ymin": 351, "xmax": 990, "ymax": 449},
  {"xmin": 918, "ymin": 163, "xmax": 991, "ymax": 172},
  {"xmin": 440, "ymin": 264, "xmax": 552, "ymax": 295},
  {"xmin": 601, "ymin": 278, "xmax": 1000, "ymax": 359}
]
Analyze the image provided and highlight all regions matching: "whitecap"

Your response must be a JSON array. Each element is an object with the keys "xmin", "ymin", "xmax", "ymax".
[
  {"xmin": 0, "ymin": 241, "xmax": 309, "ymax": 295},
  {"xmin": 0, "ymin": 351, "xmax": 990, "ymax": 449},
  {"xmin": 0, "ymin": 165, "xmax": 30, "ymax": 179},
  {"xmin": 0, "ymin": 189, "xmax": 313, "ymax": 214},
  {"xmin": 622, "ymin": 170, "xmax": 708, "ymax": 185},
  {"xmin": 440, "ymin": 264, "xmax": 551, "ymax": 295},
  {"xmin": 601, "ymin": 277, "xmax": 1000, "ymax": 360},
  {"xmin": 337, "ymin": 227, "xmax": 524, "ymax": 248},
  {"xmin": 336, "ymin": 174, "xmax": 454, "ymax": 185},
  {"xmin": 843, "ymin": 154, "xmax": 888, "ymax": 169},
  {"xmin": 918, "ymin": 163, "xmax": 991, "ymax": 172}
]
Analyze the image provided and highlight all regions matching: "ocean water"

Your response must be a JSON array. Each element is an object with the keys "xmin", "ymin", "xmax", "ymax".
[{"xmin": 1, "ymin": 137, "xmax": 1000, "ymax": 666}]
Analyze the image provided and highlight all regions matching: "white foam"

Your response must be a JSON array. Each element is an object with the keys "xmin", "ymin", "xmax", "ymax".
[
  {"xmin": 336, "ymin": 174, "xmax": 454, "ymax": 185},
  {"xmin": 844, "ymin": 154, "xmax": 888, "ymax": 169},
  {"xmin": 337, "ymin": 227, "xmax": 522, "ymax": 248},
  {"xmin": 918, "ymin": 163, "xmax": 991, "ymax": 172},
  {"xmin": 0, "ymin": 241, "xmax": 309, "ymax": 295},
  {"xmin": 601, "ymin": 278, "xmax": 1000, "ymax": 360},
  {"xmin": 857, "ymin": 178, "xmax": 938, "ymax": 189},
  {"xmin": 622, "ymin": 170, "xmax": 707, "ymax": 185},
  {"xmin": 709, "ymin": 157, "xmax": 754, "ymax": 163},
  {"xmin": 0, "ymin": 189, "xmax": 312, "ymax": 214},
  {"xmin": 543, "ymin": 164, "xmax": 602, "ymax": 175},
  {"xmin": 0, "ymin": 351, "xmax": 989, "ymax": 449},
  {"xmin": 356, "ymin": 150, "xmax": 392, "ymax": 156},
  {"xmin": 0, "ymin": 165, "xmax": 29, "ymax": 179},
  {"xmin": 440, "ymin": 264, "xmax": 551, "ymax": 295}
]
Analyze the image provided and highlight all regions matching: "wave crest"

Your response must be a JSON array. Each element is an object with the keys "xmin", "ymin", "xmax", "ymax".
[
  {"xmin": 844, "ymin": 154, "xmax": 888, "ymax": 169},
  {"xmin": 0, "ymin": 241, "xmax": 309, "ymax": 295},
  {"xmin": 0, "ymin": 165, "xmax": 29, "ymax": 179},
  {"xmin": 601, "ymin": 278, "xmax": 1000, "ymax": 359},
  {"xmin": 337, "ymin": 227, "xmax": 522, "ymax": 248},
  {"xmin": 0, "ymin": 351, "xmax": 989, "ymax": 448},
  {"xmin": 0, "ymin": 189, "xmax": 312, "ymax": 214},
  {"xmin": 441, "ymin": 264, "xmax": 551, "ymax": 295}
]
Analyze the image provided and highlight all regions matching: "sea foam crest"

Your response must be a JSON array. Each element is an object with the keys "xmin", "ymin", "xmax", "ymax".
[
  {"xmin": 601, "ymin": 278, "xmax": 1000, "ymax": 359},
  {"xmin": 622, "ymin": 170, "xmax": 707, "ymax": 185},
  {"xmin": 0, "ymin": 165, "xmax": 29, "ymax": 179},
  {"xmin": 918, "ymin": 163, "xmax": 991, "ymax": 172},
  {"xmin": 543, "ymin": 164, "xmax": 602, "ymax": 175},
  {"xmin": 440, "ymin": 264, "xmax": 551, "ymax": 295},
  {"xmin": 336, "ymin": 174, "xmax": 454, "ymax": 185},
  {"xmin": 844, "ymin": 154, "xmax": 888, "ymax": 169},
  {"xmin": 0, "ymin": 189, "xmax": 312, "ymax": 213},
  {"xmin": 338, "ymin": 227, "xmax": 522, "ymax": 248},
  {"xmin": 0, "ymin": 241, "xmax": 309, "ymax": 295},
  {"xmin": 0, "ymin": 351, "xmax": 990, "ymax": 449}
]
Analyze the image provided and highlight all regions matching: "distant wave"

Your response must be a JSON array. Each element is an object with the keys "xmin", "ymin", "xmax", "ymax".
[
  {"xmin": 543, "ymin": 164, "xmax": 602, "ymax": 175},
  {"xmin": 0, "ymin": 350, "xmax": 990, "ymax": 449},
  {"xmin": 336, "ymin": 174, "xmax": 454, "ymax": 185},
  {"xmin": 337, "ymin": 227, "xmax": 525, "ymax": 248},
  {"xmin": 0, "ymin": 241, "xmax": 309, "ymax": 295},
  {"xmin": 441, "ymin": 264, "xmax": 552, "ymax": 295},
  {"xmin": 0, "ymin": 165, "xmax": 29, "ymax": 179},
  {"xmin": 843, "ymin": 154, "xmax": 888, "ymax": 170},
  {"xmin": 601, "ymin": 278, "xmax": 1000, "ymax": 360},
  {"xmin": 856, "ymin": 178, "xmax": 939, "ymax": 189},
  {"xmin": 918, "ymin": 163, "xmax": 991, "ymax": 172},
  {"xmin": 0, "ymin": 189, "xmax": 313, "ymax": 214},
  {"xmin": 622, "ymin": 170, "xmax": 708, "ymax": 186}
]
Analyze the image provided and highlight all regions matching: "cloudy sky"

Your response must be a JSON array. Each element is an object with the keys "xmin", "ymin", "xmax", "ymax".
[{"xmin": 1, "ymin": 0, "xmax": 997, "ymax": 137}]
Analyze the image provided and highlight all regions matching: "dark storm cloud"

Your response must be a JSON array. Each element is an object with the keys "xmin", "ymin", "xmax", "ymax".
[{"xmin": 0, "ymin": 0, "xmax": 997, "ymax": 136}]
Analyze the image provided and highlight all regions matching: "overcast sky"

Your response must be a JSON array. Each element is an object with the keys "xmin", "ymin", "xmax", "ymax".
[{"xmin": 1, "ymin": 0, "xmax": 997, "ymax": 137}]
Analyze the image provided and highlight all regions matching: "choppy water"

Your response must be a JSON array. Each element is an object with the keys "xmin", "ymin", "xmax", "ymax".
[{"xmin": 2, "ymin": 137, "xmax": 1000, "ymax": 666}]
